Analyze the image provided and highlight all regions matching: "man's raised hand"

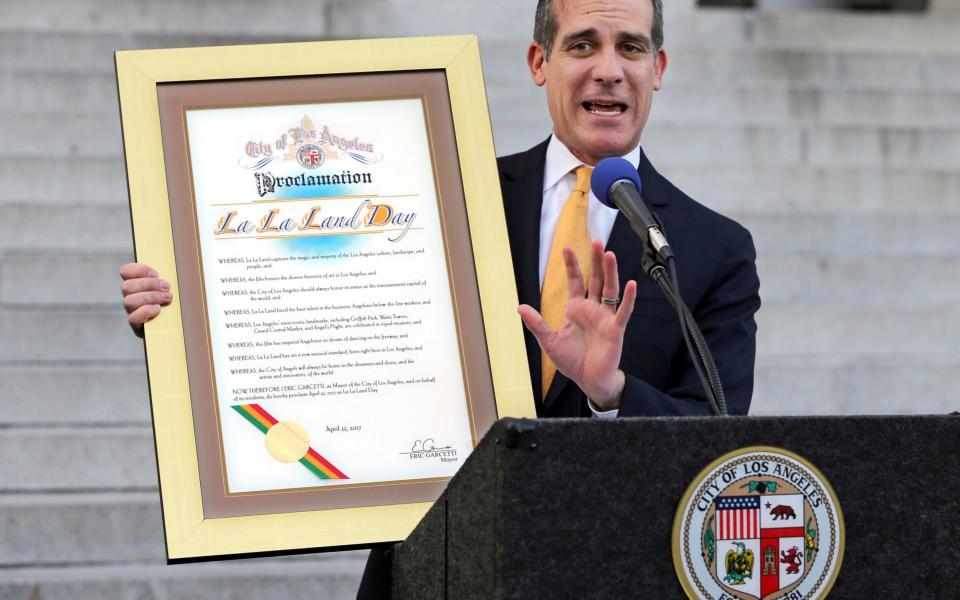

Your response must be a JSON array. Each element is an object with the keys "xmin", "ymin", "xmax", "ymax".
[{"xmin": 517, "ymin": 240, "xmax": 637, "ymax": 410}]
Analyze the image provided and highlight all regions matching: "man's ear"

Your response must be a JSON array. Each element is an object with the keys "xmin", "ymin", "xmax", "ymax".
[
  {"xmin": 527, "ymin": 42, "xmax": 547, "ymax": 87},
  {"xmin": 653, "ymin": 48, "xmax": 668, "ymax": 91}
]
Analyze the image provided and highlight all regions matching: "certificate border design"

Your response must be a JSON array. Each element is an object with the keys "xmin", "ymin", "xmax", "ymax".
[
  {"xmin": 167, "ymin": 83, "xmax": 487, "ymax": 512},
  {"xmin": 116, "ymin": 36, "xmax": 535, "ymax": 561}
]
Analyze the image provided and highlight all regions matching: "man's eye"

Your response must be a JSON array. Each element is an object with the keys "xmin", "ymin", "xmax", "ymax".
[
  {"xmin": 623, "ymin": 44, "xmax": 647, "ymax": 54},
  {"xmin": 570, "ymin": 42, "xmax": 592, "ymax": 52}
]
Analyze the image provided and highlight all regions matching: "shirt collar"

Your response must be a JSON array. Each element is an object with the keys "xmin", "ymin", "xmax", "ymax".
[{"xmin": 543, "ymin": 135, "xmax": 642, "ymax": 192}]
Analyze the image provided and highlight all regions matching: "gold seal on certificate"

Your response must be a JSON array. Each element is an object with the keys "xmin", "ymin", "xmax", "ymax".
[
  {"xmin": 117, "ymin": 36, "xmax": 535, "ymax": 560},
  {"xmin": 264, "ymin": 422, "xmax": 310, "ymax": 464}
]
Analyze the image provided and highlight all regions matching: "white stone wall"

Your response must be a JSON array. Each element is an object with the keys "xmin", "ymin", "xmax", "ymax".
[
  {"xmin": 931, "ymin": 0, "xmax": 960, "ymax": 13},
  {"xmin": 1, "ymin": 1, "xmax": 958, "ymax": 597}
]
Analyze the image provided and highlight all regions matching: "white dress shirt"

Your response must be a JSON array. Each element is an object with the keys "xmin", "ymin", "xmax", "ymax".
[{"xmin": 538, "ymin": 136, "xmax": 642, "ymax": 418}]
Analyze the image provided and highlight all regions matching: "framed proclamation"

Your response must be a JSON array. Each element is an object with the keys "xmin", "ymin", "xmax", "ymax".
[{"xmin": 115, "ymin": 36, "xmax": 535, "ymax": 561}]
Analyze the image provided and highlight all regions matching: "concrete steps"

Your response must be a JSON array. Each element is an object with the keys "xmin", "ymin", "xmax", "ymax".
[
  {"xmin": 756, "ymin": 256, "xmax": 960, "ymax": 308},
  {"xmin": 0, "ymin": 560, "xmax": 365, "ymax": 600},
  {"xmin": 0, "ymin": 205, "xmax": 133, "ymax": 249},
  {"xmin": 5, "ymin": 113, "xmax": 122, "ymax": 158},
  {"xmin": 643, "ymin": 123, "xmax": 960, "ymax": 169},
  {"xmin": 0, "ymin": 158, "xmax": 127, "ymax": 204},
  {"xmin": 0, "ymin": 493, "xmax": 164, "ymax": 565},
  {"xmin": 0, "ymin": 0, "xmax": 331, "ymax": 37},
  {"xmin": 664, "ymin": 47, "xmax": 960, "ymax": 91},
  {"xmin": 739, "ymin": 213, "xmax": 960, "ymax": 258},
  {"xmin": 752, "ymin": 353, "xmax": 960, "ymax": 415},
  {"xmin": 757, "ymin": 307, "xmax": 960, "ymax": 355},
  {"xmin": 665, "ymin": 9, "xmax": 960, "ymax": 53},
  {"xmin": 0, "ymin": 250, "xmax": 132, "ymax": 306},
  {"xmin": 0, "ymin": 307, "xmax": 142, "ymax": 362},
  {"xmin": 0, "ymin": 71, "xmax": 120, "ymax": 114},
  {"xmin": 0, "ymin": 427, "xmax": 157, "ymax": 492},
  {"xmin": 662, "ymin": 165, "xmax": 960, "ymax": 215},
  {"xmin": 0, "ymin": 31, "xmax": 294, "ymax": 74},
  {"xmin": 0, "ymin": 492, "xmax": 368, "ymax": 567},
  {"xmin": 0, "ymin": 559, "xmax": 366, "ymax": 600},
  {"xmin": 652, "ymin": 86, "xmax": 960, "ymax": 127},
  {"xmin": 0, "ymin": 364, "xmax": 148, "ymax": 425}
]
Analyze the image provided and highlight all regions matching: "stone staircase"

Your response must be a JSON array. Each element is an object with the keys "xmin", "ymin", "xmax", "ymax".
[
  {"xmin": 644, "ymin": 10, "xmax": 960, "ymax": 416},
  {"xmin": 0, "ymin": 3, "xmax": 372, "ymax": 598},
  {"xmin": 2, "ymin": 1, "xmax": 959, "ymax": 597}
]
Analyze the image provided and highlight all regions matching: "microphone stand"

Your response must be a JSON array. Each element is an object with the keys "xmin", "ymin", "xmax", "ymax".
[{"xmin": 640, "ymin": 245, "xmax": 728, "ymax": 416}]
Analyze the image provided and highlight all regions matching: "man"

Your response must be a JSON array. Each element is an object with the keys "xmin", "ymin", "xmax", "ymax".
[
  {"xmin": 507, "ymin": 0, "xmax": 760, "ymax": 420},
  {"xmin": 120, "ymin": 0, "xmax": 760, "ymax": 596}
]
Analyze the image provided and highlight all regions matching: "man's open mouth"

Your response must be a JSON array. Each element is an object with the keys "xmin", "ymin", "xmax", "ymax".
[{"xmin": 583, "ymin": 101, "xmax": 627, "ymax": 116}]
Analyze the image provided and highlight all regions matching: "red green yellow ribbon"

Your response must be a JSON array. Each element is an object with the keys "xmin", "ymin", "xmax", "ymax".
[{"xmin": 232, "ymin": 403, "xmax": 348, "ymax": 480}]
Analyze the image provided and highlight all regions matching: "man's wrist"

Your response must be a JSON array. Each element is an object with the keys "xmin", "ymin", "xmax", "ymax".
[{"xmin": 587, "ymin": 369, "xmax": 625, "ymax": 411}]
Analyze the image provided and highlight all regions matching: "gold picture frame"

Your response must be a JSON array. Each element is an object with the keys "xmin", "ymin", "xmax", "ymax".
[{"xmin": 116, "ymin": 35, "xmax": 535, "ymax": 561}]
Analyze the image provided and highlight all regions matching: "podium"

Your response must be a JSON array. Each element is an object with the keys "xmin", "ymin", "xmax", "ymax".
[{"xmin": 392, "ymin": 415, "xmax": 959, "ymax": 598}]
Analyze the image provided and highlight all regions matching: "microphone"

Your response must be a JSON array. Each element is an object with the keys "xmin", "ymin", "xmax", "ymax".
[
  {"xmin": 590, "ymin": 157, "xmax": 673, "ymax": 263},
  {"xmin": 591, "ymin": 157, "xmax": 727, "ymax": 415}
]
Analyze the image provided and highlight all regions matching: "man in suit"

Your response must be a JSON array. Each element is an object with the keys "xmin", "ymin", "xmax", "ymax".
[
  {"xmin": 503, "ymin": 141, "xmax": 759, "ymax": 420},
  {"xmin": 362, "ymin": 0, "xmax": 758, "ymax": 595},
  {"xmin": 120, "ymin": 0, "xmax": 760, "ymax": 596},
  {"xmin": 500, "ymin": 0, "xmax": 759, "ymax": 422}
]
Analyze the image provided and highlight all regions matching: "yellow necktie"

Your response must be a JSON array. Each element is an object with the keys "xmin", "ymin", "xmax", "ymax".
[{"xmin": 540, "ymin": 166, "xmax": 593, "ymax": 399}]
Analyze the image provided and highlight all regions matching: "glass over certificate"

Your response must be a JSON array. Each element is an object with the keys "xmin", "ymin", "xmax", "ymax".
[
  {"xmin": 156, "ymin": 71, "xmax": 506, "ymax": 517},
  {"xmin": 191, "ymin": 97, "xmax": 475, "ymax": 491},
  {"xmin": 118, "ymin": 36, "xmax": 533, "ymax": 559}
]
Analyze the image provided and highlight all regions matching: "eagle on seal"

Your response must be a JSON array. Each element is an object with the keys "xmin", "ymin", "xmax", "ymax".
[{"xmin": 723, "ymin": 541, "xmax": 755, "ymax": 585}]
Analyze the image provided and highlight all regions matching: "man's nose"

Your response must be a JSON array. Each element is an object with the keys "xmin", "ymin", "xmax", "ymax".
[{"xmin": 592, "ymin": 48, "xmax": 624, "ymax": 84}]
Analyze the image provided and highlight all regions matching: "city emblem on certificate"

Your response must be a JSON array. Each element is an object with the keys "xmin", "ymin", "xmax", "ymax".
[
  {"xmin": 184, "ymin": 99, "xmax": 475, "ymax": 495},
  {"xmin": 673, "ymin": 447, "xmax": 845, "ymax": 600}
]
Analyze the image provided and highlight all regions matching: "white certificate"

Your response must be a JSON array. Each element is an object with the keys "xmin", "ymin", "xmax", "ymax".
[{"xmin": 184, "ymin": 99, "xmax": 474, "ymax": 493}]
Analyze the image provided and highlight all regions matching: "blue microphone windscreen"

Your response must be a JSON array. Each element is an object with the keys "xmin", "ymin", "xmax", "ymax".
[{"xmin": 590, "ymin": 157, "xmax": 642, "ymax": 209}]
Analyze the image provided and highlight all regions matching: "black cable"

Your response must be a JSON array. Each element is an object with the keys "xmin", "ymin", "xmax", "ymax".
[
  {"xmin": 651, "ymin": 264, "xmax": 714, "ymax": 414},
  {"xmin": 683, "ymin": 304, "xmax": 728, "ymax": 416},
  {"xmin": 659, "ymin": 263, "xmax": 717, "ymax": 416},
  {"xmin": 671, "ymin": 258, "xmax": 727, "ymax": 415},
  {"xmin": 652, "ymin": 258, "xmax": 727, "ymax": 416}
]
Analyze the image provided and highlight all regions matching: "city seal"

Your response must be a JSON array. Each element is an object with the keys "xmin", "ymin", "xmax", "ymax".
[{"xmin": 673, "ymin": 447, "xmax": 844, "ymax": 599}]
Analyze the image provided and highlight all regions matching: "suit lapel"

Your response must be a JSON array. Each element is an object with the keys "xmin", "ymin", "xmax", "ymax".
[{"xmin": 604, "ymin": 215, "xmax": 644, "ymax": 291}]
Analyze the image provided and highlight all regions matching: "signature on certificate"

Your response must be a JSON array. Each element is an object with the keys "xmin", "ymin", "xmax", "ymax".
[
  {"xmin": 399, "ymin": 437, "xmax": 459, "ymax": 463},
  {"xmin": 410, "ymin": 438, "xmax": 453, "ymax": 452}
]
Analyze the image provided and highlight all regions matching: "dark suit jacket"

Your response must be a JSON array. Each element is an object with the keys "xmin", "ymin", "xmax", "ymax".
[
  {"xmin": 498, "ymin": 138, "xmax": 761, "ymax": 418},
  {"xmin": 357, "ymin": 139, "xmax": 761, "ymax": 599}
]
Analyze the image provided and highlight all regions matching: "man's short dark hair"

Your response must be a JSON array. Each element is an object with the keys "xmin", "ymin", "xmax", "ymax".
[{"xmin": 534, "ymin": 0, "xmax": 664, "ymax": 59}]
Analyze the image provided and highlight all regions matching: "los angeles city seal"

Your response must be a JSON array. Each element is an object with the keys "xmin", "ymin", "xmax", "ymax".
[{"xmin": 673, "ymin": 447, "xmax": 844, "ymax": 599}]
